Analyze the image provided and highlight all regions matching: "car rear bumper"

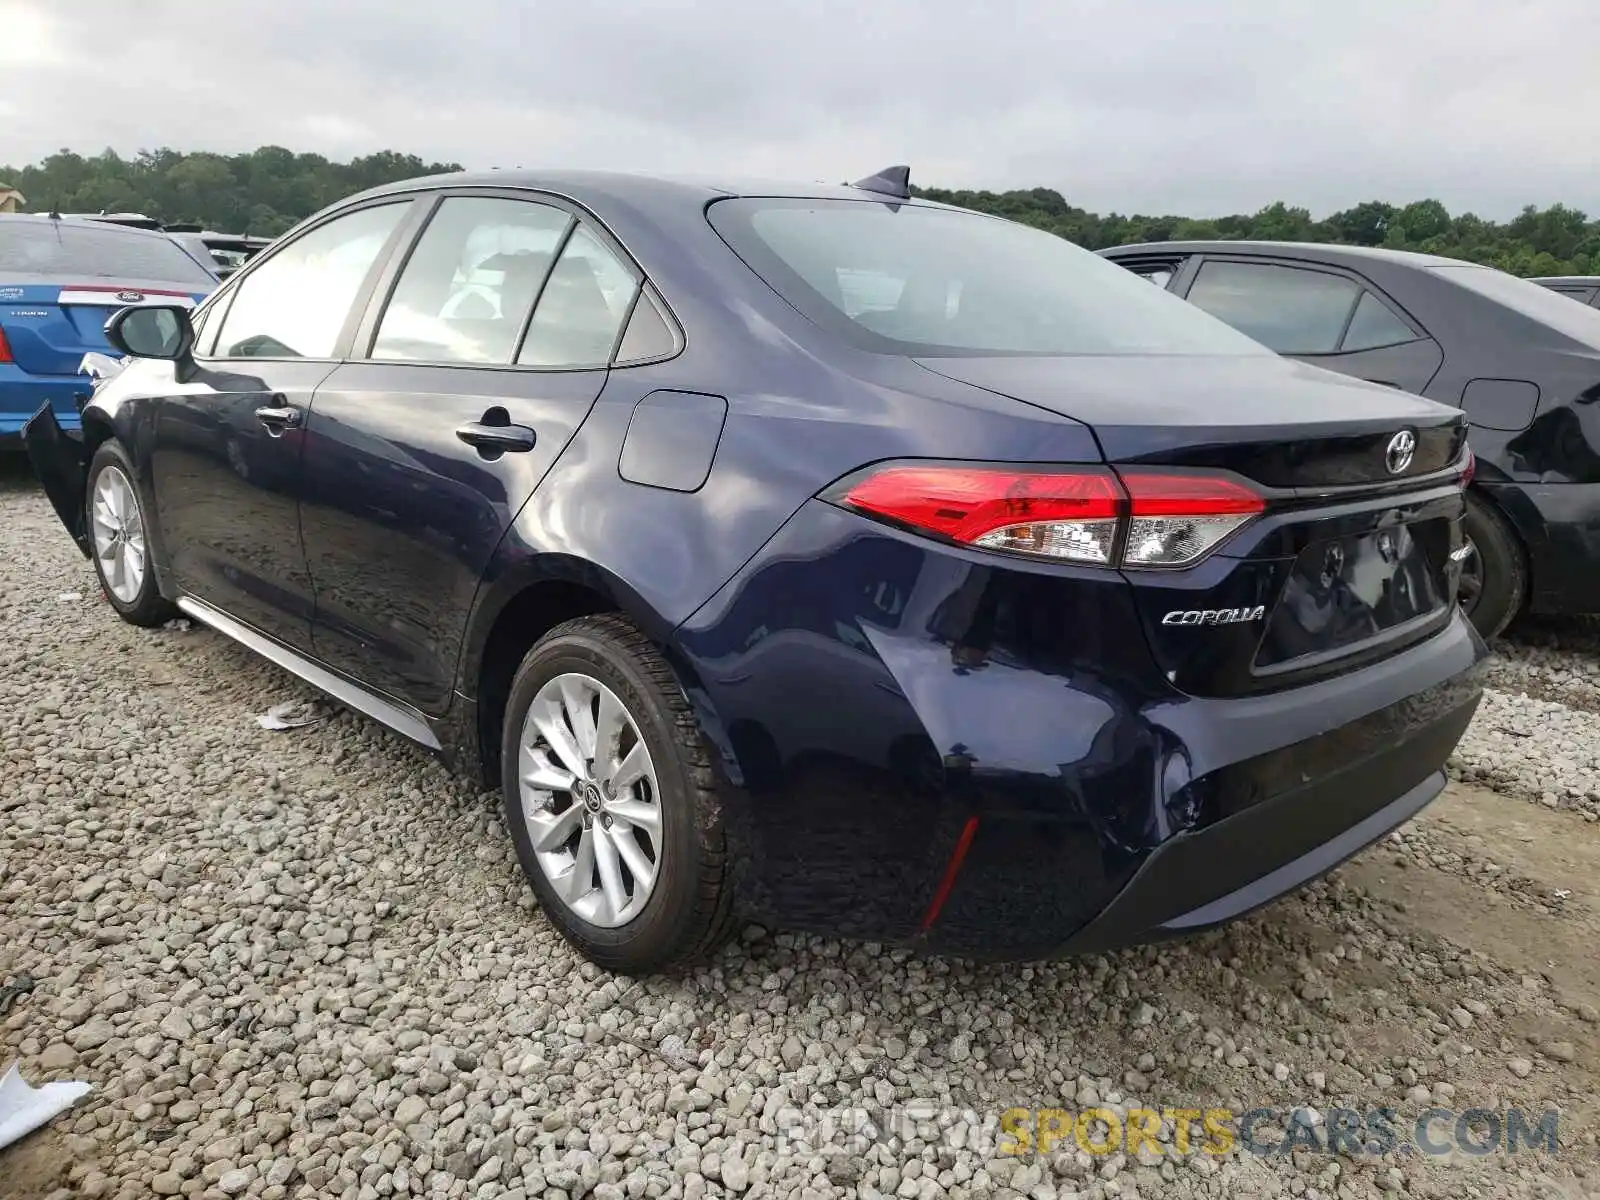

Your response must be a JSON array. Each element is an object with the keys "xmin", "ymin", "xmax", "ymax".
[
  {"xmin": 678, "ymin": 499, "xmax": 1487, "ymax": 958},
  {"xmin": 1484, "ymin": 480, "xmax": 1600, "ymax": 616},
  {"xmin": 1, "ymin": 370, "xmax": 85, "ymax": 442}
]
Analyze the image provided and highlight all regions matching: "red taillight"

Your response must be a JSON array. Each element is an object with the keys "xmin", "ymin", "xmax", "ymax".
[
  {"xmin": 1460, "ymin": 447, "xmax": 1476, "ymax": 487},
  {"xmin": 0, "ymin": 325, "xmax": 11, "ymax": 364},
  {"xmin": 831, "ymin": 462, "xmax": 1264, "ymax": 568},
  {"xmin": 1118, "ymin": 470, "xmax": 1266, "ymax": 567}
]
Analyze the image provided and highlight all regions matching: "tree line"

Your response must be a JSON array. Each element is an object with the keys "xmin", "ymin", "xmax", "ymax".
[{"xmin": 3, "ymin": 147, "xmax": 1597, "ymax": 276}]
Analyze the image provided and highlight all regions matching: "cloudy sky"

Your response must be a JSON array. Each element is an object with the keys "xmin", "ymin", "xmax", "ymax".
[{"xmin": 4, "ymin": 0, "xmax": 1597, "ymax": 220}]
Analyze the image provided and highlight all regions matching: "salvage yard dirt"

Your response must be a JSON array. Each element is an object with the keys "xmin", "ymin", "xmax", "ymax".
[{"xmin": 0, "ymin": 456, "xmax": 1595, "ymax": 1200}]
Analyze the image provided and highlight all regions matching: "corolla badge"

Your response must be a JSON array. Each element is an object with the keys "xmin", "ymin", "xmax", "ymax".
[
  {"xmin": 1385, "ymin": 429, "xmax": 1416, "ymax": 474},
  {"xmin": 1161, "ymin": 606, "xmax": 1266, "ymax": 626},
  {"xmin": 116, "ymin": 290, "xmax": 145, "ymax": 303}
]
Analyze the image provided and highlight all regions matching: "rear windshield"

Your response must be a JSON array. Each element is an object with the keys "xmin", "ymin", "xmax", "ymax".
[
  {"xmin": 1431, "ymin": 264, "xmax": 1600, "ymax": 347},
  {"xmin": 707, "ymin": 198, "xmax": 1269, "ymax": 357},
  {"xmin": 0, "ymin": 220, "xmax": 217, "ymax": 285}
]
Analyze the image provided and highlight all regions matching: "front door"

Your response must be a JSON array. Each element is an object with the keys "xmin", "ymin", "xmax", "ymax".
[
  {"xmin": 147, "ymin": 200, "xmax": 415, "ymax": 650},
  {"xmin": 298, "ymin": 194, "xmax": 644, "ymax": 712}
]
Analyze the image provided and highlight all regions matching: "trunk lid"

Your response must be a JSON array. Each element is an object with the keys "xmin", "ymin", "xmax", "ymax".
[
  {"xmin": 0, "ymin": 280, "xmax": 205, "ymax": 376},
  {"xmin": 916, "ymin": 354, "xmax": 1471, "ymax": 695},
  {"xmin": 915, "ymin": 354, "xmax": 1465, "ymax": 486}
]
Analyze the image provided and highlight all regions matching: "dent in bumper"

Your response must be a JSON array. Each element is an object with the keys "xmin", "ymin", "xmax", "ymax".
[{"xmin": 680, "ymin": 500, "xmax": 1485, "ymax": 957}]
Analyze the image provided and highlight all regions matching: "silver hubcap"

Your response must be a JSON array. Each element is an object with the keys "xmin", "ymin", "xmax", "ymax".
[
  {"xmin": 90, "ymin": 466, "xmax": 147, "ymax": 604},
  {"xmin": 518, "ymin": 673, "xmax": 662, "ymax": 928}
]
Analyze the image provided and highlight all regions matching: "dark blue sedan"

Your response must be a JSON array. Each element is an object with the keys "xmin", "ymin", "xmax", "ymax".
[{"xmin": 24, "ymin": 168, "xmax": 1486, "ymax": 972}]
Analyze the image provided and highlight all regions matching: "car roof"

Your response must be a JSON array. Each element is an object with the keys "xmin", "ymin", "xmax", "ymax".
[
  {"xmin": 1529, "ymin": 275, "xmax": 1600, "ymax": 285},
  {"xmin": 1, "ymin": 212, "xmax": 202, "ymax": 243},
  {"xmin": 344, "ymin": 168, "xmax": 956, "ymax": 211},
  {"xmin": 1101, "ymin": 240, "xmax": 1466, "ymax": 269}
]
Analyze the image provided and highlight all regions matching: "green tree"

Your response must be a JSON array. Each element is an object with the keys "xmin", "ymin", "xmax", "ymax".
[{"xmin": 4, "ymin": 147, "xmax": 1598, "ymax": 277}]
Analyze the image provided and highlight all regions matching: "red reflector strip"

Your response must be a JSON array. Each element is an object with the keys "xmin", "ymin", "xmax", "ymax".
[
  {"xmin": 919, "ymin": 816, "xmax": 980, "ymax": 933},
  {"xmin": 0, "ymin": 325, "xmax": 12, "ymax": 364},
  {"xmin": 1461, "ymin": 448, "xmax": 1476, "ymax": 486},
  {"xmin": 843, "ymin": 465, "xmax": 1123, "ymax": 543}
]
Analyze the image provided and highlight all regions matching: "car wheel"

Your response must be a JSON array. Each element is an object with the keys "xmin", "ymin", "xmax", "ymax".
[
  {"xmin": 500, "ymin": 613, "xmax": 734, "ymax": 973},
  {"xmin": 86, "ymin": 440, "xmax": 177, "ymax": 628},
  {"xmin": 1459, "ymin": 490, "xmax": 1524, "ymax": 641}
]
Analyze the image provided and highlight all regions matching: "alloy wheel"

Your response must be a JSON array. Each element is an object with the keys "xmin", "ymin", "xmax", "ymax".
[
  {"xmin": 518, "ymin": 672, "xmax": 663, "ymax": 928},
  {"xmin": 90, "ymin": 465, "xmax": 147, "ymax": 604}
]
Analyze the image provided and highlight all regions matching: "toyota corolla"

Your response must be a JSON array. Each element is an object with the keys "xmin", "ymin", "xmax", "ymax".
[{"xmin": 24, "ymin": 167, "xmax": 1486, "ymax": 973}]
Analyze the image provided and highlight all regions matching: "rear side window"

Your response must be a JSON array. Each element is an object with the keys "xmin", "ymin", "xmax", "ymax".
[
  {"xmin": 371, "ymin": 197, "xmax": 572, "ymax": 364},
  {"xmin": 214, "ymin": 203, "xmax": 407, "ymax": 359},
  {"xmin": 615, "ymin": 287, "xmax": 678, "ymax": 363},
  {"xmin": 1186, "ymin": 261, "xmax": 1360, "ymax": 354},
  {"xmin": 517, "ymin": 225, "xmax": 640, "ymax": 368},
  {"xmin": 708, "ymin": 198, "xmax": 1268, "ymax": 357},
  {"xmin": 0, "ymin": 220, "xmax": 217, "ymax": 285},
  {"xmin": 1339, "ymin": 290, "xmax": 1418, "ymax": 351}
]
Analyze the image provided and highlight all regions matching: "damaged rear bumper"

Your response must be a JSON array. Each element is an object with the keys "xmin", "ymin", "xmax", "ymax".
[{"xmin": 22, "ymin": 403, "xmax": 92, "ymax": 557}]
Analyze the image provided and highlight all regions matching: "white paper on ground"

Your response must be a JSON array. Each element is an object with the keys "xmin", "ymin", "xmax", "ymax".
[
  {"xmin": 0, "ymin": 1061, "xmax": 92, "ymax": 1151},
  {"xmin": 255, "ymin": 700, "xmax": 328, "ymax": 731}
]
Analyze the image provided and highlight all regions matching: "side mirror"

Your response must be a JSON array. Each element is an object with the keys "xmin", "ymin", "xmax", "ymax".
[{"xmin": 105, "ymin": 304, "xmax": 195, "ymax": 361}]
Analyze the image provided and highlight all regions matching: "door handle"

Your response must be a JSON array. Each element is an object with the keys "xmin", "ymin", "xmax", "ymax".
[
  {"xmin": 255, "ymin": 405, "xmax": 302, "ymax": 436},
  {"xmin": 455, "ymin": 421, "xmax": 536, "ymax": 453}
]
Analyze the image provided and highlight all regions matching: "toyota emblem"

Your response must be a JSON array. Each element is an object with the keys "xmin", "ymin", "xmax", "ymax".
[
  {"xmin": 116, "ymin": 290, "xmax": 144, "ymax": 303},
  {"xmin": 1385, "ymin": 429, "xmax": 1416, "ymax": 475}
]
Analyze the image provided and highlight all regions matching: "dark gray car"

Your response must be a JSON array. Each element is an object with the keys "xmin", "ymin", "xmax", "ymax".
[{"xmin": 1101, "ymin": 241, "xmax": 1600, "ymax": 639}]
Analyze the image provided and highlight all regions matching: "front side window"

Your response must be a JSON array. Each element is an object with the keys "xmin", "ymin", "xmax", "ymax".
[
  {"xmin": 708, "ymin": 198, "xmax": 1269, "ymax": 357},
  {"xmin": 371, "ymin": 197, "xmax": 572, "ymax": 364},
  {"xmin": 1186, "ymin": 261, "xmax": 1361, "ymax": 354},
  {"xmin": 517, "ymin": 225, "xmax": 640, "ymax": 368},
  {"xmin": 213, "ymin": 203, "xmax": 407, "ymax": 359}
]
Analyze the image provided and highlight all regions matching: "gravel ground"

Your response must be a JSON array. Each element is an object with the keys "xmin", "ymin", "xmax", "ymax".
[{"xmin": 1, "ymin": 457, "xmax": 1597, "ymax": 1200}]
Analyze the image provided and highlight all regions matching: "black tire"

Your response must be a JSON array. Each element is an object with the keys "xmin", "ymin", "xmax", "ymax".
[
  {"xmin": 500, "ymin": 614, "xmax": 734, "ymax": 973},
  {"xmin": 85, "ymin": 440, "xmax": 177, "ymax": 628},
  {"xmin": 1460, "ymin": 490, "xmax": 1525, "ymax": 641}
]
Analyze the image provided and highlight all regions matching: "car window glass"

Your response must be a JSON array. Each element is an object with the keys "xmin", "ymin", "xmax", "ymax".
[
  {"xmin": 1186, "ymin": 261, "xmax": 1361, "ymax": 354},
  {"xmin": 615, "ymin": 288, "xmax": 677, "ymax": 363},
  {"xmin": 0, "ymin": 220, "xmax": 217, "ymax": 285},
  {"xmin": 214, "ymin": 204, "xmax": 406, "ymax": 359},
  {"xmin": 189, "ymin": 293, "xmax": 220, "ymax": 355},
  {"xmin": 517, "ymin": 225, "xmax": 640, "ymax": 368},
  {"xmin": 1137, "ymin": 267, "xmax": 1175, "ymax": 289},
  {"xmin": 708, "ymin": 199, "xmax": 1269, "ymax": 357},
  {"xmin": 371, "ymin": 197, "xmax": 571, "ymax": 364},
  {"xmin": 1339, "ymin": 290, "xmax": 1417, "ymax": 352}
]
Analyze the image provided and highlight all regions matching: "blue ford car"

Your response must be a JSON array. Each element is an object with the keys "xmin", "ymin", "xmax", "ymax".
[{"xmin": 1, "ymin": 215, "xmax": 216, "ymax": 444}]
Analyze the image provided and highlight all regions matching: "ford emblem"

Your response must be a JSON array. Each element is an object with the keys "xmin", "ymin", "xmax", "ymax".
[{"xmin": 116, "ymin": 290, "xmax": 144, "ymax": 303}]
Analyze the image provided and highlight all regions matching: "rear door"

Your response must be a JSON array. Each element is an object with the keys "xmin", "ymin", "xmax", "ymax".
[
  {"xmin": 1178, "ymin": 257, "xmax": 1444, "ymax": 394},
  {"xmin": 299, "ymin": 191, "xmax": 649, "ymax": 713},
  {"xmin": 148, "ymin": 199, "xmax": 416, "ymax": 650}
]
